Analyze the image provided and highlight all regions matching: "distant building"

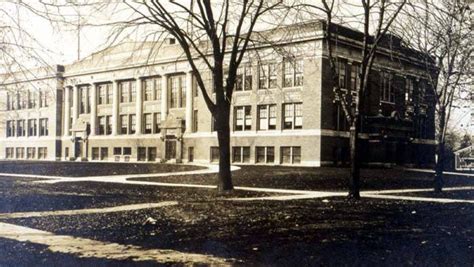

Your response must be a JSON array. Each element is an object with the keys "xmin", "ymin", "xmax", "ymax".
[{"xmin": 0, "ymin": 21, "xmax": 437, "ymax": 166}]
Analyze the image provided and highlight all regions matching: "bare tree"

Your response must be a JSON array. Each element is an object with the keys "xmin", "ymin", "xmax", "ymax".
[
  {"xmin": 302, "ymin": 0, "xmax": 406, "ymax": 198},
  {"xmin": 396, "ymin": 0, "xmax": 472, "ymax": 192}
]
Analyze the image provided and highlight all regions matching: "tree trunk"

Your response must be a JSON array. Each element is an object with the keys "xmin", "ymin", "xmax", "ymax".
[
  {"xmin": 348, "ymin": 121, "xmax": 361, "ymax": 199},
  {"xmin": 215, "ymin": 105, "xmax": 233, "ymax": 192},
  {"xmin": 434, "ymin": 140, "xmax": 445, "ymax": 193}
]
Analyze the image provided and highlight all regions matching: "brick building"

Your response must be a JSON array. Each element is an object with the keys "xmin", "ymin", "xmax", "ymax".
[{"xmin": 0, "ymin": 21, "xmax": 436, "ymax": 166}]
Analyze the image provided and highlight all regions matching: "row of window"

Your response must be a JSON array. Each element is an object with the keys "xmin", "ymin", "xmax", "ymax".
[
  {"xmin": 6, "ymin": 119, "xmax": 48, "ymax": 138},
  {"xmin": 90, "ymin": 146, "xmax": 158, "ymax": 162},
  {"xmin": 335, "ymin": 58, "xmax": 427, "ymax": 104},
  {"xmin": 73, "ymin": 75, "xmax": 187, "ymax": 115},
  {"xmin": 6, "ymin": 91, "xmax": 49, "ymax": 111},
  {"xmin": 232, "ymin": 103, "xmax": 302, "ymax": 131},
  {"xmin": 210, "ymin": 146, "xmax": 301, "ymax": 164},
  {"xmin": 5, "ymin": 147, "xmax": 48, "ymax": 159}
]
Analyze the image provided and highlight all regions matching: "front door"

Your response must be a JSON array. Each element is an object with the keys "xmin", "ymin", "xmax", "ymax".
[
  {"xmin": 165, "ymin": 140, "xmax": 176, "ymax": 160},
  {"xmin": 74, "ymin": 139, "xmax": 82, "ymax": 159}
]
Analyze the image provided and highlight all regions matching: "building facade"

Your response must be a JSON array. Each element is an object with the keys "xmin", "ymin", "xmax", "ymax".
[{"xmin": 0, "ymin": 21, "xmax": 436, "ymax": 166}]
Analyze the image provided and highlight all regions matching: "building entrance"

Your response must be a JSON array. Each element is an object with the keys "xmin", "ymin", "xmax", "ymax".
[{"xmin": 165, "ymin": 139, "xmax": 176, "ymax": 160}]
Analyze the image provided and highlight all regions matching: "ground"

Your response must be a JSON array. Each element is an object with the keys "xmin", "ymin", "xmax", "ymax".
[{"xmin": 0, "ymin": 161, "xmax": 472, "ymax": 266}]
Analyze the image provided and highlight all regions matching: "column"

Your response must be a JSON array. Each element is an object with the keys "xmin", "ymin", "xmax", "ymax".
[
  {"xmin": 135, "ymin": 78, "xmax": 143, "ymax": 135},
  {"xmin": 185, "ymin": 71, "xmax": 193, "ymax": 133},
  {"xmin": 63, "ymin": 86, "xmax": 70, "ymax": 136},
  {"xmin": 90, "ymin": 84, "xmax": 97, "ymax": 136},
  {"xmin": 72, "ymin": 85, "xmax": 79, "ymax": 125},
  {"xmin": 112, "ymin": 80, "xmax": 119, "ymax": 135},
  {"xmin": 161, "ymin": 74, "xmax": 168, "ymax": 121}
]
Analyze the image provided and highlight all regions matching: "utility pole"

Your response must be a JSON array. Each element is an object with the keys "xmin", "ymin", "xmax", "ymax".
[{"xmin": 77, "ymin": 10, "xmax": 81, "ymax": 61}]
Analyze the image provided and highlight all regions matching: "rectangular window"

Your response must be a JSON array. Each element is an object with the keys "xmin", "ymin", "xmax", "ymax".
[
  {"xmin": 244, "ymin": 66, "xmax": 252, "ymax": 91},
  {"xmin": 120, "ymin": 115, "xmax": 128, "ymax": 135},
  {"xmin": 98, "ymin": 116, "xmax": 106, "ymax": 135},
  {"xmin": 281, "ymin": 146, "xmax": 301, "ymax": 164},
  {"xmin": 233, "ymin": 146, "xmax": 251, "ymax": 163},
  {"xmin": 235, "ymin": 68, "xmax": 243, "ymax": 91},
  {"xmin": 210, "ymin": 146, "xmax": 219, "ymax": 163},
  {"xmin": 258, "ymin": 63, "xmax": 268, "ymax": 89},
  {"xmin": 144, "ymin": 113, "xmax": 152, "ymax": 134},
  {"xmin": 350, "ymin": 63, "xmax": 359, "ymax": 91},
  {"xmin": 106, "ymin": 115, "xmax": 112, "ymax": 135},
  {"xmin": 234, "ymin": 106, "xmax": 252, "ymax": 131},
  {"xmin": 98, "ymin": 83, "xmax": 111, "ymax": 105},
  {"xmin": 169, "ymin": 75, "xmax": 185, "ymax": 108},
  {"xmin": 283, "ymin": 58, "xmax": 304, "ymax": 88},
  {"xmin": 6, "ymin": 121, "xmax": 14, "ymax": 137},
  {"xmin": 148, "ymin": 147, "xmax": 157, "ymax": 161},
  {"xmin": 39, "ymin": 90, "xmax": 49, "ymax": 108},
  {"xmin": 39, "ymin": 118, "xmax": 48, "ymax": 136},
  {"xmin": 143, "ymin": 79, "xmax": 153, "ymax": 101},
  {"xmin": 154, "ymin": 112, "xmax": 161, "ymax": 133},
  {"xmin": 192, "ymin": 110, "xmax": 198, "ymax": 132},
  {"xmin": 6, "ymin": 148, "xmax": 14, "ymax": 159},
  {"xmin": 258, "ymin": 104, "xmax": 277, "ymax": 130},
  {"xmin": 92, "ymin": 147, "xmax": 100, "ymax": 160},
  {"xmin": 113, "ymin": 147, "xmax": 122, "ymax": 155},
  {"xmin": 381, "ymin": 72, "xmax": 394, "ymax": 103},
  {"xmin": 27, "ymin": 147, "xmax": 36, "ymax": 159},
  {"xmin": 406, "ymin": 77, "xmax": 414, "ymax": 104},
  {"xmin": 16, "ymin": 147, "xmax": 25, "ymax": 159},
  {"xmin": 79, "ymin": 85, "xmax": 90, "ymax": 114},
  {"xmin": 283, "ymin": 103, "xmax": 302, "ymax": 130},
  {"xmin": 119, "ymin": 81, "xmax": 136, "ymax": 103},
  {"xmin": 130, "ymin": 114, "xmax": 136, "ymax": 134},
  {"xmin": 17, "ymin": 120, "xmax": 25, "ymax": 137},
  {"xmin": 137, "ymin": 147, "xmax": 147, "ymax": 161},
  {"xmin": 256, "ymin": 146, "xmax": 274, "ymax": 163},
  {"xmin": 123, "ymin": 147, "xmax": 132, "ymax": 155},
  {"xmin": 337, "ymin": 59, "xmax": 347, "ymax": 89},
  {"xmin": 100, "ymin": 147, "xmax": 108, "ymax": 160},
  {"xmin": 38, "ymin": 147, "xmax": 47, "ymax": 159}
]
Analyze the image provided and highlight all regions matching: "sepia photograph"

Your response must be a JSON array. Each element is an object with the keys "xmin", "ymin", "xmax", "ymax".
[{"xmin": 0, "ymin": 0, "xmax": 472, "ymax": 265}]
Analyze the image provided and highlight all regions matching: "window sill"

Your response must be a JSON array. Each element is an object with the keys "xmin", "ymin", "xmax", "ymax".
[{"xmin": 380, "ymin": 101, "xmax": 395, "ymax": 105}]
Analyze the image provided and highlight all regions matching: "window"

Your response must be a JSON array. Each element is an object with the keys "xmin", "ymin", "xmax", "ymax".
[
  {"xmin": 123, "ymin": 147, "xmax": 132, "ymax": 155},
  {"xmin": 137, "ymin": 147, "xmax": 147, "ymax": 161},
  {"xmin": 350, "ymin": 63, "xmax": 360, "ymax": 91},
  {"xmin": 16, "ymin": 147, "xmax": 25, "ymax": 159},
  {"xmin": 92, "ymin": 147, "xmax": 100, "ymax": 160},
  {"xmin": 154, "ymin": 112, "xmax": 161, "ymax": 133},
  {"xmin": 39, "ymin": 118, "xmax": 48, "ymax": 136},
  {"xmin": 38, "ymin": 147, "xmax": 47, "ymax": 159},
  {"xmin": 210, "ymin": 146, "xmax": 219, "ymax": 162},
  {"xmin": 333, "ymin": 102, "xmax": 349, "ymax": 131},
  {"xmin": 79, "ymin": 85, "xmax": 90, "ymax": 114},
  {"xmin": 233, "ymin": 146, "xmax": 250, "ymax": 163},
  {"xmin": 405, "ymin": 77, "xmax": 414, "ymax": 104},
  {"xmin": 28, "ymin": 91, "xmax": 36, "ymax": 109},
  {"xmin": 258, "ymin": 104, "xmax": 277, "ymax": 130},
  {"xmin": 192, "ymin": 110, "xmax": 198, "ymax": 132},
  {"xmin": 27, "ymin": 147, "xmax": 35, "ymax": 159},
  {"xmin": 169, "ymin": 75, "xmax": 186, "ymax": 108},
  {"xmin": 98, "ymin": 83, "xmax": 112, "ymax": 105},
  {"xmin": 6, "ymin": 148, "xmax": 14, "ymax": 159},
  {"xmin": 380, "ymin": 72, "xmax": 394, "ymax": 103},
  {"xmin": 281, "ymin": 146, "xmax": 301, "ymax": 164},
  {"xmin": 39, "ymin": 90, "xmax": 49, "ymax": 108},
  {"xmin": 120, "ymin": 115, "xmax": 128, "ymax": 134},
  {"xmin": 143, "ymin": 113, "xmax": 152, "ymax": 134},
  {"xmin": 234, "ymin": 106, "xmax": 252, "ymax": 131},
  {"xmin": 113, "ymin": 147, "xmax": 122, "ymax": 155},
  {"xmin": 6, "ymin": 92, "xmax": 10, "ymax": 110},
  {"xmin": 6, "ymin": 121, "xmax": 15, "ymax": 137},
  {"xmin": 28, "ymin": 119, "xmax": 37, "ymax": 136},
  {"xmin": 188, "ymin": 147, "xmax": 194, "ymax": 162},
  {"xmin": 283, "ymin": 103, "xmax": 302, "ymax": 130},
  {"xmin": 244, "ymin": 66, "xmax": 253, "ymax": 91},
  {"xmin": 98, "ymin": 116, "xmax": 106, "ymax": 135},
  {"xmin": 100, "ymin": 147, "xmax": 108, "ymax": 160},
  {"xmin": 129, "ymin": 115, "xmax": 136, "ymax": 134},
  {"xmin": 17, "ymin": 120, "xmax": 25, "ymax": 137},
  {"xmin": 283, "ymin": 58, "xmax": 304, "ymax": 88},
  {"xmin": 256, "ymin": 146, "xmax": 274, "ymax": 163},
  {"xmin": 148, "ymin": 147, "xmax": 157, "ymax": 161},
  {"xmin": 258, "ymin": 63, "xmax": 268, "ymax": 89},
  {"xmin": 337, "ymin": 59, "xmax": 347, "ymax": 89},
  {"xmin": 106, "ymin": 115, "xmax": 112, "ymax": 135},
  {"xmin": 119, "ymin": 80, "xmax": 136, "ymax": 103},
  {"xmin": 143, "ymin": 78, "xmax": 153, "ymax": 101}
]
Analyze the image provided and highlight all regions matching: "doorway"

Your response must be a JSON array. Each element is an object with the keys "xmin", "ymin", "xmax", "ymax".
[{"xmin": 165, "ymin": 140, "xmax": 176, "ymax": 160}]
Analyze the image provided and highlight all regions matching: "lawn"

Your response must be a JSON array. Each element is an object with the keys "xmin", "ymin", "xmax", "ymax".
[{"xmin": 0, "ymin": 161, "xmax": 204, "ymax": 177}]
